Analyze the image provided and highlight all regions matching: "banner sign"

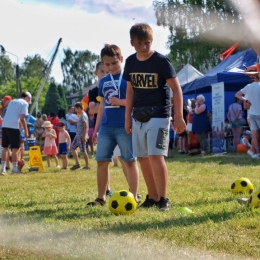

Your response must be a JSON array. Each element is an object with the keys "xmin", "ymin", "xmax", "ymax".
[{"xmin": 211, "ymin": 82, "xmax": 225, "ymax": 153}]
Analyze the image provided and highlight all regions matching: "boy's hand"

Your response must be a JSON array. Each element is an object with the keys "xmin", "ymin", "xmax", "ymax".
[
  {"xmin": 108, "ymin": 97, "xmax": 120, "ymax": 106},
  {"xmin": 92, "ymin": 131, "xmax": 98, "ymax": 144},
  {"xmin": 125, "ymin": 118, "xmax": 132, "ymax": 134},
  {"xmin": 173, "ymin": 117, "xmax": 186, "ymax": 134},
  {"xmin": 67, "ymin": 146, "xmax": 70, "ymax": 150}
]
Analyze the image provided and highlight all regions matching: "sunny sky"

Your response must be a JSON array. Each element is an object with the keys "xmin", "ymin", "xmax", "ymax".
[{"xmin": 0, "ymin": 0, "xmax": 170, "ymax": 83}]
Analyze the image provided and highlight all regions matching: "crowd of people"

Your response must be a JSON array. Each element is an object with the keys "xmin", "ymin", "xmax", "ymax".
[{"xmin": 0, "ymin": 21, "xmax": 259, "ymax": 212}]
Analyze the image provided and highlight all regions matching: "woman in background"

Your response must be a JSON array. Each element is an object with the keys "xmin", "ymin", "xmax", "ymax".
[
  {"xmin": 227, "ymin": 97, "xmax": 243, "ymax": 147},
  {"xmin": 192, "ymin": 95, "xmax": 210, "ymax": 156}
]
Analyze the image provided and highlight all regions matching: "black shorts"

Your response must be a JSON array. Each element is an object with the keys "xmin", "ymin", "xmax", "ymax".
[
  {"xmin": 2, "ymin": 128, "xmax": 21, "ymax": 148},
  {"xmin": 179, "ymin": 130, "xmax": 187, "ymax": 137}
]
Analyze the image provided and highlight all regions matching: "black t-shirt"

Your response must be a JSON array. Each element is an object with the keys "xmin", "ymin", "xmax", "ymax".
[
  {"xmin": 123, "ymin": 51, "xmax": 177, "ymax": 118},
  {"xmin": 88, "ymin": 85, "xmax": 99, "ymax": 125}
]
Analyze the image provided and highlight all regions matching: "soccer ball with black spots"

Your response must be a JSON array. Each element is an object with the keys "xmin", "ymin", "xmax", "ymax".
[
  {"xmin": 108, "ymin": 190, "xmax": 137, "ymax": 215},
  {"xmin": 230, "ymin": 177, "xmax": 254, "ymax": 195},
  {"xmin": 249, "ymin": 189, "xmax": 260, "ymax": 208}
]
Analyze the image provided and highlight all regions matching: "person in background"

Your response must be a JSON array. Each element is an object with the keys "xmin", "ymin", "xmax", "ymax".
[
  {"xmin": 58, "ymin": 109, "xmax": 68, "ymax": 130},
  {"xmin": 66, "ymin": 105, "xmax": 78, "ymax": 157},
  {"xmin": 235, "ymin": 73, "xmax": 260, "ymax": 158},
  {"xmin": 1, "ymin": 92, "xmax": 31, "ymax": 175},
  {"xmin": 42, "ymin": 121, "xmax": 60, "ymax": 168},
  {"xmin": 237, "ymin": 130, "xmax": 252, "ymax": 155},
  {"xmin": 227, "ymin": 97, "xmax": 243, "ymax": 147},
  {"xmin": 34, "ymin": 111, "xmax": 44, "ymax": 151},
  {"xmin": 57, "ymin": 121, "xmax": 71, "ymax": 169},
  {"xmin": 88, "ymin": 61, "xmax": 112, "ymax": 197},
  {"xmin": 47, "ymin": 112, "xmax": 60, "ymax": 147},
  {"xmin": 70, "ymin": 102, "xmax": 90, "ymax": 170},
  {"xmin": 186, "ymin": 98, "xmax": 201, "ymax": 155},
  {"xmin": 192, "ymin": 94, "xmax": 210, "ymax": 156}
]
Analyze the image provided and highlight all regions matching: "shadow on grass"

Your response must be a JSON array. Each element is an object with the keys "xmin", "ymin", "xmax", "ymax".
[{"xmin": 166, "ymin": 152, "xmax": 257, "ymax": 166}]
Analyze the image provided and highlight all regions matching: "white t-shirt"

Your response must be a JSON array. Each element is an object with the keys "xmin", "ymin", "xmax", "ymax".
[
  {"xmin": 241, "ymin": 82, "xmax": 260, "ymax": 116},
  {"xmin": 66, "ymin": 113, "xmax": 78, "ymax": 133},
  {"xmin": 3, "ymin": 99, "xmax": 28, "ymax": 129}
]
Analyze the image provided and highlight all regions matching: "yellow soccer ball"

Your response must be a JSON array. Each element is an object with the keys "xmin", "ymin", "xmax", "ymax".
[
  {"xmin": 249, "ymin": 189, "xmax": 260, "ymax": 208},
  {"xmin": 230, "ymin": 177, "xmax": 254, "ymax": 195},
  {"xmin": 108, "ymin": 190, "xmax": 137, "ymax": 215}
]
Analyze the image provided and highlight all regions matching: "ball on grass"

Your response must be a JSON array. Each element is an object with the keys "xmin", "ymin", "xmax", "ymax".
[
  {"xmin": 249, "ymin": 189, "xmax": 260, "ymax": 208},
  {"xmin": 108, "ymin": 190, "xmax": 137, "ymax": 215},
  {"xmin": 230, "ymin": 177, "xmax": 254, "ymax": 195}
]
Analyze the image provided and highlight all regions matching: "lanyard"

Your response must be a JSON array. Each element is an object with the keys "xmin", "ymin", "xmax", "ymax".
[{"xmin": 110, "ymin": 73, "xmax": 122, "ymax": 99}]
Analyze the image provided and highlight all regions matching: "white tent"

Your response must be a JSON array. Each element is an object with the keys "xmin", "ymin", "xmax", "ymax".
[
  {"xmin": 170, "ymin": 64, "xmax": 204, "ymax": 97},
  {"xmin": 177, "ymin": 64, "xmax": 204, "ymax": 86}
]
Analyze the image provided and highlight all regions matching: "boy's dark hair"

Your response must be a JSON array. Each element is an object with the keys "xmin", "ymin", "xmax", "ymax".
[
  {"xmin": 130, "ymin": 23, "xmax": 153, "ymax": 41},
  {"xmin": 95, "ymin": 61, "xmax": 104, "ymax": 71},
  {"xmin": 75, "ymin": 102, "xmax": 83, "ymax": 110},
  {"xmin": 100, "ymin": 44, "xmax": 122, "ymax": 60}
]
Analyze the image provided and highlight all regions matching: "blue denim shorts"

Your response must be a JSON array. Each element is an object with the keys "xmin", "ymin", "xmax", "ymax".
[{"xmin": 96, "ymin": 126, "xmax": 136, "ymax": 162}]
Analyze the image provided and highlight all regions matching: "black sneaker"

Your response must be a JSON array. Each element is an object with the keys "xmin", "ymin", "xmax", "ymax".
[
  {"xmin": 139, "ymin": 194, "xmax": 157, "ymax": 208},
  {"xmin": 157, "ymin": 197, "xmax": 170, "ymax": 211},
  {"xmin": 106, "ymin": 190, "xmax": 112, "ymax": 197}
]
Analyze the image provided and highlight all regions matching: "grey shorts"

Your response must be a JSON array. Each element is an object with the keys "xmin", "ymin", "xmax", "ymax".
[
  {"xmin": 249, "ymin": 114, "xmax": 260, "ymax": 131},
  {"xmin": 132, "ymin": 118, "xmax": 170, "ymax": 157}
]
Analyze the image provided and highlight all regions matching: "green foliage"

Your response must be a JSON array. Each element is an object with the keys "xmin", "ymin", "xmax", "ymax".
[
  {"xmin": 57, "ymin": 84, "xmax": 68, "ymax": 112},
  {"xmin": 61, "ymin": 48, "xmax": 100, "ymax": 93},
  {"xmin": 153, "ymin": 0, "xmax": 249, "ymax": 73},
  {"xmin": 21, "ymin": 76, "xmax": 49, "ymax": 115},
  {"xmin": 0, "ymin": 55, "xmax": 15, "ymax": 86},
  {"xmin": 20, "ymin": 54, "xmax": 47, "ymax": 79},
  {"xmin": 42, "ymin": 80, "xmax": 65, "ymax": 116}
]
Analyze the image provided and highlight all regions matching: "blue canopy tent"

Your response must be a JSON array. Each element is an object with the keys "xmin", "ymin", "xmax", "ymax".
[{"xmin": 182, "ymin": 47, "xmax": 258, "ymax": 113}]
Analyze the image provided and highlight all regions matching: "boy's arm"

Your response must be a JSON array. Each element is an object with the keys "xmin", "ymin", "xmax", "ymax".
[
  {"xmin": 167, "ymin": 77, "xmax": 186, "ymax": 133},
  {"xmin": 82, "ymin": 121, "xmax": 87, "ymax": 143},
  {"xmin": 93, "ymin": 98, "xmax": 105, "ymax": 143},
  {"xmin": 125, "ymin": 81, "xmax": 134, "ymax": 134},
  {"xmin": 89, "ymin": 101, "xmax": 100, "ymax": 115},
  {"xmin": 66, "ymin": 131, "xmax": 71, "ymax": 148},
  {"xmin": 51, "ymin": 129, "xmax": 57, "ymax": 139}
]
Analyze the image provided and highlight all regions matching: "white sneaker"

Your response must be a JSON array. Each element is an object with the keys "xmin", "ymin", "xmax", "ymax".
[
  {"xmin": 247, "ymin": 150, "xmax": 254, "ymax": 157},
  {"xmin": 0, "ymin": 170, "xmax": 7, "ymax": 176},
  {"xmin": 56, "ymin": 165, "xmax": 60, "ymax": 168},
  {"xmin": 251, "ymin": 154, "xmax": 259, "ymax": 159}
]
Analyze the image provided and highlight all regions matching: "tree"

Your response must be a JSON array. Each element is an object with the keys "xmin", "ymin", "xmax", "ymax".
[
  {"xmin": 57, "ymin": 84, "xmax": 68, "ymax": 112},
  {"xmin": 0, "ymin": 55, "xmax": 15, "ymax": 87},
  {"xmin": 153, "ymin": 0, "xmax": 250, "ymax": 72},
  {"xmin": 42, "ymin": 79, "xmax": 64, "ymax": 116},
  {"xmin": 20, "ymin": 54, "xmax": 47, "ymax": 79},
  {"xmin": 61, "ymin": 48, "xmax": 100, "ymax": 93}
]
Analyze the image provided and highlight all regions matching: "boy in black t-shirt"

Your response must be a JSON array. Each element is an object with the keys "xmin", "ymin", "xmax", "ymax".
[{"xmin": 123, "ymin": 23, "xmax": 186, "ymax": 211}]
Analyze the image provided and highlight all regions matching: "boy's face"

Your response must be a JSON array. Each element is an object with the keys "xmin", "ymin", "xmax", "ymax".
[
  {"xmin": 131, "ymin": 37, "xmax": 153, "ymax": 55},
  {"xmin": 102, "ymin": 55, "xmax": 122, "ymax": 75},
  {"xmin": 94, "ymin": 64, "xmax": 107, "ymax": 81}
]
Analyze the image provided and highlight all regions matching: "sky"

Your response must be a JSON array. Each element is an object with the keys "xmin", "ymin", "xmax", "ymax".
[{"xmin": 0, "ymin": 0, "xmax": 170, "ymax": 83}]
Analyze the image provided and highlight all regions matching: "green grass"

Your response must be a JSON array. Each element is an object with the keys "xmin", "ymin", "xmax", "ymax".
[{"xmin": 0, "ymin": 150, "xmax": 260, "ymax": 259}]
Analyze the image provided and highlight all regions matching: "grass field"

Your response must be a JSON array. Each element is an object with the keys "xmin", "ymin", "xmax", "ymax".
[{"xmin": 0, "ymin": 149, "xmax": 260, "ymax": 260}]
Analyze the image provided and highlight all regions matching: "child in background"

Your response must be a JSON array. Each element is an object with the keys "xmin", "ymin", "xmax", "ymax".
[
  {"xmin": 168, "ymin": 119, "xmax": 175, "ymax": 158},
  {"xmin": 87, "ymin": 110, "xmax": 95, "ymax": 157},
  {"xmin": 237, "ymin": 130, "xmax": 253, "ymax": 155},
  {"xmin": 42, "ymin": 121, "xmax": 60, "ymax": 168},
  {"xmin": 57, "ymin": 121, "xmax": 71, "ymax": 169}
]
